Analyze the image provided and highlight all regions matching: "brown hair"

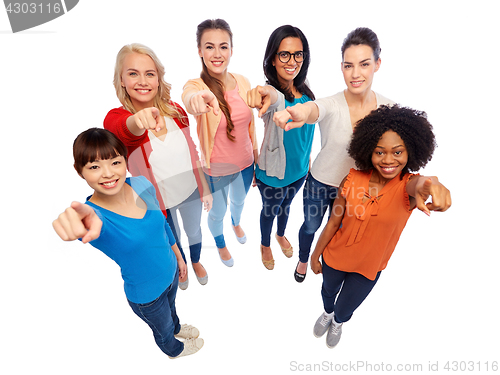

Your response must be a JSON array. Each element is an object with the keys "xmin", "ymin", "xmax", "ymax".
[
  {"xmin": 73, "ymin": 128, "xmax": 128, "ymax": 175},
  {"xmin": 196, "ymin": 19, "xmax": 235, "ymax": 142},
  {"xmin": 341, "ymin": 27, "xmax": 381, "ymax": 62}
]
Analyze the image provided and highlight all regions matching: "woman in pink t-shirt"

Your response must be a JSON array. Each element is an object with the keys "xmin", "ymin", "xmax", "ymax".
[{"xmin": 182, "ymin": 19, "xmax": 258, "ymax": 267}]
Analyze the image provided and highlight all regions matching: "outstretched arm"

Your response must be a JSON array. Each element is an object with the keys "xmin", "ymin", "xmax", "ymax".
[
  {"xmin": 406, "ymin": 176, "xmax": 452, "ymax": 216},
  {"xmin": 126, "ymin": 107, "xmax": 163, "ymax": 135},
  {"xmin": 273, "ymin": 101, "xmax": 319, "ymax": 131},
  {"xmin": 247, "ymin": 85, "xmax": 278, "ymax": 118},
  {"xmin": 52, "ymin": 202, "xmax": 102, "ymax": 244},
  {"xmin": 184, "ymin": 89, "xmax": 220, "ymax": 116}
]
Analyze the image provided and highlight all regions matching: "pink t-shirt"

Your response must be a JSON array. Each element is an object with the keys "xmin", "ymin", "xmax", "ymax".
[{"xmin": 207, "ymin": 85, "xmax": 254, "ymax": 176}]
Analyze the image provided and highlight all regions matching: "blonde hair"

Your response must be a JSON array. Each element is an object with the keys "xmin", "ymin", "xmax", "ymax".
[{"xmin": 113, "ymin": 43, "xmax": 183, "ymax": 120}]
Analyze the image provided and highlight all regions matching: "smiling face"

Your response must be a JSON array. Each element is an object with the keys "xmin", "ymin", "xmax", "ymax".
[
  {"xmin": 371, "ymin": 130, "xmax": 408, "ymax": 182},
  {"xmin": 198, "ymin": 29, "xmax": 233, "ymax": 79},
  {"xmin": 273, "ymin": 37, "xmax": 303, "ymax": 90},
  {"xmin": 80, "ymin": 155, "xmax": 128, "ymax": 199},
  {"xmin": 342, "ymin": 44, "xmax": 380, "ymax": 95},
  {"xmin": 120, "ymin": 52, "xmax": 159, "ymax": 110}
]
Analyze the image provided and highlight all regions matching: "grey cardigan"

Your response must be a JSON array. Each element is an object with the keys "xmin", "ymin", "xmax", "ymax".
[{"xmin": 256, "ymin": 90, "xmax": 286, "ymax": 179}]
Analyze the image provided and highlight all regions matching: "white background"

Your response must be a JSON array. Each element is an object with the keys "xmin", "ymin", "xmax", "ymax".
[{"xmin": 1, "ymin": 1, "xmax": 498, "ymax": 374}]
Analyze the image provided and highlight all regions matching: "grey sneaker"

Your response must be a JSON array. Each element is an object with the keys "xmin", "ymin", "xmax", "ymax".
[
  {"xmin": 326, "ymin": 321, "xmax": 343, "ymax": 348},
  {"xmin": 313, "ymin": 312, "xmax": 333, "ymax": 338},
  {"xmin": 169, "ymin": 338, "xmax": 204, "ymax": 359}
]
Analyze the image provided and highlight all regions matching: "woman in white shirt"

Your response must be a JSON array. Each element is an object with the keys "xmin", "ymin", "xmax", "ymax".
[{"xmin": 272, "ymin": 28, "xmax": 394, "ymax": 282}]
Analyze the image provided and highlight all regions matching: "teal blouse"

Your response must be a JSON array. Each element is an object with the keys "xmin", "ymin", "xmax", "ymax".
[{"xmin": 255, "ymin": 94, "xmax": 315, "ymax": 187}]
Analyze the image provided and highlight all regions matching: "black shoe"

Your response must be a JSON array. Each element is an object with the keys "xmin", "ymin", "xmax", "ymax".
[{"xmin": 294, "ymin": 261, "xmax": 306, "ymax": 283}]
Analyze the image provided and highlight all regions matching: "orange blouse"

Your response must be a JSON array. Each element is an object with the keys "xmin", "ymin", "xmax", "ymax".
[{"xmin": 323, "ymin": 168, "xmax": 416, "ymax": 280}]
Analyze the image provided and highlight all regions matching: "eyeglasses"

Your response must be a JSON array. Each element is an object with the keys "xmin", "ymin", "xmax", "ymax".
[{"xmin": 276, "ymin": 51, "xmax": 306, "ymax": 64}]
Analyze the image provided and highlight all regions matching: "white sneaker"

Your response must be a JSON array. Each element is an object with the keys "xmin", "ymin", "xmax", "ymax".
[
  {"xmin": 175, "ymin": 324, "xmax": 200, "ymax": 340},
  {"xmin": 169, "ymin": 338, "xmax": 204, "ymax": 359}
]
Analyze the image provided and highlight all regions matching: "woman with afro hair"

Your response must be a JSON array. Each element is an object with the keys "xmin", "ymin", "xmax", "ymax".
[{"xmin": 309, "ymin": 104, "xmax": 451, "ymax": 349}]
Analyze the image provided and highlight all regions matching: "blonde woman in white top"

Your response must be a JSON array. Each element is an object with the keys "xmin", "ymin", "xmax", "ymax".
[{"xmin": 104, "ymin": 43, "xmax": 212, "ymax": 290}]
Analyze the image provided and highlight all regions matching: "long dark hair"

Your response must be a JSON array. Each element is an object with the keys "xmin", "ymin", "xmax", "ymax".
[
  {"xmin": 196, "ymin": 19, "xmax": 235, "ymax": 142},
  {"xmin": 263, "ymin": 25, "xmax": 315, "ymax": 102}
]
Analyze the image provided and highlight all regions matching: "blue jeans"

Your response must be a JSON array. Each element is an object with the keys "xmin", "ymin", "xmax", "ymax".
[
  {"xmin": 204, "ymin": 164, "xmax": 254, "ymax": 249},
  {"xmin": 128, "ymin": 270, "xmax": 184, "ymax": 358},
  {"xmin": 321, "ymin": 260, "xmax": 381, "ymax": 323},
  {"xmin": 166, "ymin": 189, "xmax": 203, "ymax": 264},
  {"xmin": 298, "ymin": 174, "xmax": 338, "ymax": 263},
  {"xmin": 256, "ymin": 174, "xmax": 307, "ymax": 247}
]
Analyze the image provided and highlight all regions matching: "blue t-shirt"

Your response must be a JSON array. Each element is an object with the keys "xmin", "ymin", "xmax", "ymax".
[
  {"xmin": 85, "ymin": 176, "xmax": 177, "ymax": 304},
  {"xmin": 255, "ymin": 94, "xmax": 315, "ymax": 187}
]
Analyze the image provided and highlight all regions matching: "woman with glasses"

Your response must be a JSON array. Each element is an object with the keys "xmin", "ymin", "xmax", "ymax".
[
  {"xmin": 272, "ymin": 27, "xmax": 394, "ymax": 282},
  {"xmin": 182, "ymin": 19, "xmax": 258, "ymax": 268},
  {"xmin": 247, "ymin": 25, "xmax": 315, "ymax": 270}
]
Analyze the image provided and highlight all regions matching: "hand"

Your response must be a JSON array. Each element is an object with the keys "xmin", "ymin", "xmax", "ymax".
[
  {"xmin": 189, "ymin": 90, "xmax": 220, "ymax": 116},
  {"xmin": 310, "ymin": 256, "xmax": 322, "ymax": 275},
  {"xmin": 133, "ymin": 107, "xmax": 162, "ymax": 132},
  {"xmin": 170, "ymin": 243, "xmax": 187, "ymax": 280},
  {"xmin": 415, "ymin": 177, "xmax": 452, "ymax": 216},
  {"xmin": 52, "ymin": 202, "xmax": 102, "ymax": 244},
  {"xmin": 273, "ymin": 103, "xmax": 312, "ymax": 131},
  {"xmin": 247, "ymin": 85, "xmax": 273, "ymax": 118},
  {"xmin": 202, "ymin": 192, "xmax": 213, "ymax": 212},
  {"xmin": 178, "ymin": 257, "xmax": 187, "ymax": 280}
]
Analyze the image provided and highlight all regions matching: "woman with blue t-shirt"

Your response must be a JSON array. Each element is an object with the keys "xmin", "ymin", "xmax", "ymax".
[
  {"xmin": 248, "ymin": 25, "xmax": 315, "ymax": 270},
  {"xmin": 52, "ymin": 128, "xmax": 203, "ymax": 359}
]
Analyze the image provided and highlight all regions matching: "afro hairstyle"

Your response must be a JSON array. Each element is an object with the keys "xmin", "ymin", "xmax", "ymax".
[{"xmin": 347, "ymin": 104, "xmax": 436, "ymax": 177}]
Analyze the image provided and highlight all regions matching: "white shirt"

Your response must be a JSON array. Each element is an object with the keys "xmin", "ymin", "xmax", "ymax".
[
  {"xmin": 312, "ymin": 91, "xmax": 394, "ymax": 187},
  {"xmin": 148, "ymin": 117, "xmax": 197, "ymax": 209}
]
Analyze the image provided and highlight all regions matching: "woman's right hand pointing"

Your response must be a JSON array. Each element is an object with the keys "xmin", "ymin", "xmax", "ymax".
[
  {"xmin": 52, "ymin": 202, "xmax": 102, "ymax": 244},
  {"xmin": 189, "ymin": 90, "xmax": 220, "ymax": 116}
]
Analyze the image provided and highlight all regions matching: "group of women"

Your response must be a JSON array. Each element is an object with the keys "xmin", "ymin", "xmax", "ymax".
[
  {"xmin": 55, "ymin": 18, "xmax": 451, "ymax": 355},
  {"xmin": 103, "ymin": 19, "xmax": 394, "ymax": 287}
]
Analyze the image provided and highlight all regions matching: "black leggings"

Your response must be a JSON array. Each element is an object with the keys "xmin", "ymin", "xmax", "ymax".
[{"xmin": 321, "ymin": 260, "xmax": 381, "ymax": 323}]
